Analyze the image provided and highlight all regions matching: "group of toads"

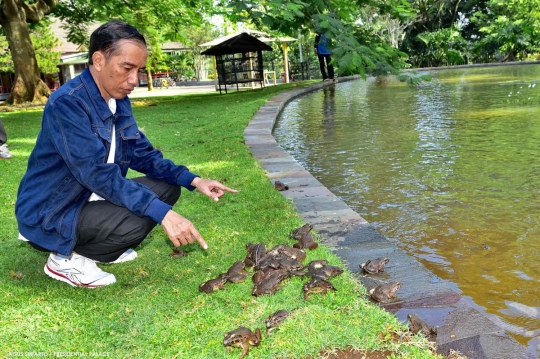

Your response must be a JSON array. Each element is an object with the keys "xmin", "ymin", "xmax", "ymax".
[{"xmin": 192, "ymin": 218, "xmax": 434, "ymax": 358}]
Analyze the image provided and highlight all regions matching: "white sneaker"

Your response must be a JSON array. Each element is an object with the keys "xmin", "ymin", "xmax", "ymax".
[
  {"xmin": 18, "ymin": 233, "xmax": 29, "ymax": 242},
  {"xmin": 44, "ymin": 252, "xmax": 116, "ymax": 288},
  {"xmin": 0, "ymin": 144, "xmax": 12, "ymax": 159},
  {"xmin": 101, "ymin": 249, "xmax": 138, "ymax": 264}
]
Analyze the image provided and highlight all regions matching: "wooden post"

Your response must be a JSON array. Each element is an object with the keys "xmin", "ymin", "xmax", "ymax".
[
  {"xmin": 212, "ymin": 56, "xmax": 218, "ymax": 91},
  {"xmin": 249, "ymin": 52, "xmax": 255, "ymax": 89},
  {"xmin": 282, "ymin": 41, "xmax": 289, "ymax": 84}
]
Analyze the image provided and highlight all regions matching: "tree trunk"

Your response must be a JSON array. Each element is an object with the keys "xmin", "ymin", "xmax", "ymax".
[
  {"xmin": 147, "ymin": 69, "xmax": 154, "ymax": 91},
  {"xmin": 0, "ymin": 0, "xmax": 57, "ymax": 105}
]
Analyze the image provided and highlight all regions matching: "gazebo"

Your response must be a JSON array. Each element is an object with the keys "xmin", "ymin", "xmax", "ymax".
[
  {"xmin": 200, "ymin": 30, "xmax": 297, "ymax": 93},
  {"xmin": 201, "ymin": 33, "xmax": 272, "ymax": 94}
]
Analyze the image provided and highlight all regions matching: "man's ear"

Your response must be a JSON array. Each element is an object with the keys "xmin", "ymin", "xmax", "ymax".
[{"xmin": 92, "ymin": 51, "xmax": 104, "ymax": 71}]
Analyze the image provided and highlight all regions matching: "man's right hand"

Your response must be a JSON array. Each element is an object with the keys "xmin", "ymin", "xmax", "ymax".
[{"xmin": 161, "ymin": 210, "xmax": 208, "ymax": 250}]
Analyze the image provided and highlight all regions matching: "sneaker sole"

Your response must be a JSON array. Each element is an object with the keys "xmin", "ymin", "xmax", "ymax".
[{"xmin": 44, "ymin": 263, "xmax": 116, "ymax": 288}]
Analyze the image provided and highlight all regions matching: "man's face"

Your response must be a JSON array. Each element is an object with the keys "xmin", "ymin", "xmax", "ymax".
[{"xmin": 91, "ymin": 39, "xmax": 147, "ymax": 101}]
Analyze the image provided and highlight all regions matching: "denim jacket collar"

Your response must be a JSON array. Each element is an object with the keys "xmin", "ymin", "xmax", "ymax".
[{"xmin": 79, "ymin": 68, "xmax": 133, "ymax": 120}]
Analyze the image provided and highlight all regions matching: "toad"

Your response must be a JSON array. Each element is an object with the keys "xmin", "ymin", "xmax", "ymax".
[
  {"xmin": 252, "ymin": 270, "xmax": 288, "ymax": 296},
  {"xmin": 254, "ymin": 254, "xmax": 281, "ymax": 271},
  {"xmin": 303, "ymin": 278, "xmax": 336, "ymax": 300},
  {"xmin": 293, "ymin": 231, "xmax": 318, "ymax": 250},
  {"xmin": 225, "ymin": 261, "xmax": 249, "ymax": 283},
  {"xmin": 252, "ymin": 267, "xmax": 275, "ymax": 284},
  {"xmin": 265, "ymin": 309, "xmax": 290, "ymax": 335},
  {"xmin": 360, "ymin": 257, "xmax": 389, "ymax": 274},
  {"xmin": 308, "ymin": 265, "xmax": 343, "ymax": 280},
  {"xmin": 369, "ymin": 281, "xmax": 402, "ymax": 303},
  {"xmin": 289, "ymin": 223, "xmax": 313, "ymax": 240},
  {"xmin": 274, "ymin": 180, "xmax": 289, "ymax": 191},
  {"xmin": 199, "ymin": 274, "xmax": 228, "ymax": 293},
  {"xmin": 408, "ymin": 313, "xmax": 437, "ymax": 337},
  {"xmin": 244, "ymin": 243, "xmax": 266, "ymax": 268},
  {"xmin": 223, "ymin": 327, "xmax": 262, "ymax": 359},
  {"xmin": 305, "ymin": 260, "xmax": 328, "ymax": 272},
  {"xmin": 266, "ymin": 244, "xmax": 307, "ymax": 263},
  {"xmin": 274, "ymin": 257, "xmax": 304, "ymax": 272},
  {"xmin": 169, "ymin": 248, "xmax": 187, "ymax": 258}
]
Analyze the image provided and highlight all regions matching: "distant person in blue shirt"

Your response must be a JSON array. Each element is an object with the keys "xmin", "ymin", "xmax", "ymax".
[{"xmin": 314, "ymin": 32, "xmax": 335, "ymax": 81}]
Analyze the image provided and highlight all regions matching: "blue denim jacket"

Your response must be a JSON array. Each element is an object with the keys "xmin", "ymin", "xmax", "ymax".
[{"xmin": 15, "ymin": 68, "xmax": 198, "ymax": 256}]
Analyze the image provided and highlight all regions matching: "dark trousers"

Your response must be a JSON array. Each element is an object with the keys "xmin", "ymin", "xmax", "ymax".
[
  {"xmin": 74, "ymin": 177, "xmax": 180, "ymax": 262},
  {"xmin": 0, "ymin": 119, "xmax": 7, "ymax": 145},
  {"xmin": 317, "ymin": 54, "xmax": 334, "ymax": 80}
]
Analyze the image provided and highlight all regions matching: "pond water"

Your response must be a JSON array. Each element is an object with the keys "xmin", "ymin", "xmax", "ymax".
[{"xmin": 273, "ymin": 65, "xmax": 540, "ymax": 353}]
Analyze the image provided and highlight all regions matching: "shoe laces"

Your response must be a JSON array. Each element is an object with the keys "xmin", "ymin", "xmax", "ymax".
[{"xmin": 71, "ymin": 254, "xmax": 98, "ymax": 272}]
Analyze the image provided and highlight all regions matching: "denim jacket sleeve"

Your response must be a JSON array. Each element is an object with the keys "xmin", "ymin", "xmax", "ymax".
[{"xmin": 46, "ymin": 94, "xmax": 191, "ymax": 224}]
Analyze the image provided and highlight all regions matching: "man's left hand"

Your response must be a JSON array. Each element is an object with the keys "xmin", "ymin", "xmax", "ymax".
[{"xmin": 191, "ymin": 177, "xmax": 238, "ymax": 202}]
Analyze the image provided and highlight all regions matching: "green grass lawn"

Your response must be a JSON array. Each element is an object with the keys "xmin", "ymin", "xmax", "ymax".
[{"xmin": 0, "ymin": 83, "xmax": 439, "ymax": 358}]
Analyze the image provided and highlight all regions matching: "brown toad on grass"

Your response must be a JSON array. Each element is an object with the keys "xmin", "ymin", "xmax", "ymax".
[
  {"xmin": 199, "ymin": 274, "xmax": 228, "ymax": 293},
  {"xmin": 223, "ymin": 327, "xmax": 262, "ymax": 358},
  {"xmin": 303, "ymin": 277, "xmax": 337, "ymax": 300},
  {"xmin": 265, "ymin": 309, "xmax": 291, "ymax": 335}
]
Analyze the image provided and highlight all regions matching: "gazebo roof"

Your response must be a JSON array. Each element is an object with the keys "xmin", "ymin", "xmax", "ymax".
[
  {"xmin": 201, "ymin": 32, "xmax": 273, "ymax": 56},
  {"xmin": 200, "ymin": 29, "xmax": 296, "ymax": 48}
]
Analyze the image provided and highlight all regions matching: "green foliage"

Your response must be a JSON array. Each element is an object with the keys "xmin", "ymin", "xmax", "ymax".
[
  {"xmin": 471, "ymin": 0, "xmax": 540, "ymax": 61},
  {"xmin": 397, "ymin": 71, "xmax": 433, "ymax": 86},
  {"xmin": 145, "ymin": 33, "xmax": 169, "ymax": 73},
  {"xmin": 173, "ymin": 25, "xmax": 220, "ymax": 80},
  {"xmin": 401, "ymin": 0, "xmax": 540, "ymax": 66},
  {"xmin": 166, "ymin": 53, "xmax": 195, "ymax": 79},
  {"xmin": 0, "ymin": 35, "xmax": 12, "ymax": 73},
  {"xmin": 399, "ymin": 0, "xmax": 486, "ymax": 67},
  {"xmin": 416, "ymin": 25, "xmax": 466, "ymax": 66},
  {"xmin": 30, "ymin": 20, "xmax": 62, "ymax": 74}
]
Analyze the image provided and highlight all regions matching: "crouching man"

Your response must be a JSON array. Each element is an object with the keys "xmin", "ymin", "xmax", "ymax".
[{"xmin": 15, "ymin": 20, "xmax": 236, "ymax": 288}]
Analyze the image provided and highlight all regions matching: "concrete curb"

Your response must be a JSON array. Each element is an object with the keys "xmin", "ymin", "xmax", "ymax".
[
  {"xmin": 244, "ymin": 76, "xmax": 534, "ymax": 359},
  {"xmin": 407, "ymin": 60, "xmax": 540, "ymax": 72}
]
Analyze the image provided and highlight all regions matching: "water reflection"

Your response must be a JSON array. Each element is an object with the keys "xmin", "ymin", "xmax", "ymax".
[
  {"xmin": 322, "ymin": 86, "xmax": 336, "ymax": 138},
  {"xmin": 273, "ymin": 65, "xmax": 540, "ymax": 354}
]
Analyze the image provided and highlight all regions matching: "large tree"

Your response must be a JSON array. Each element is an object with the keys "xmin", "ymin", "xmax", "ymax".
[{"xmin": 0, "ymin": 0, "xmax": 57, "ymax": 104}]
